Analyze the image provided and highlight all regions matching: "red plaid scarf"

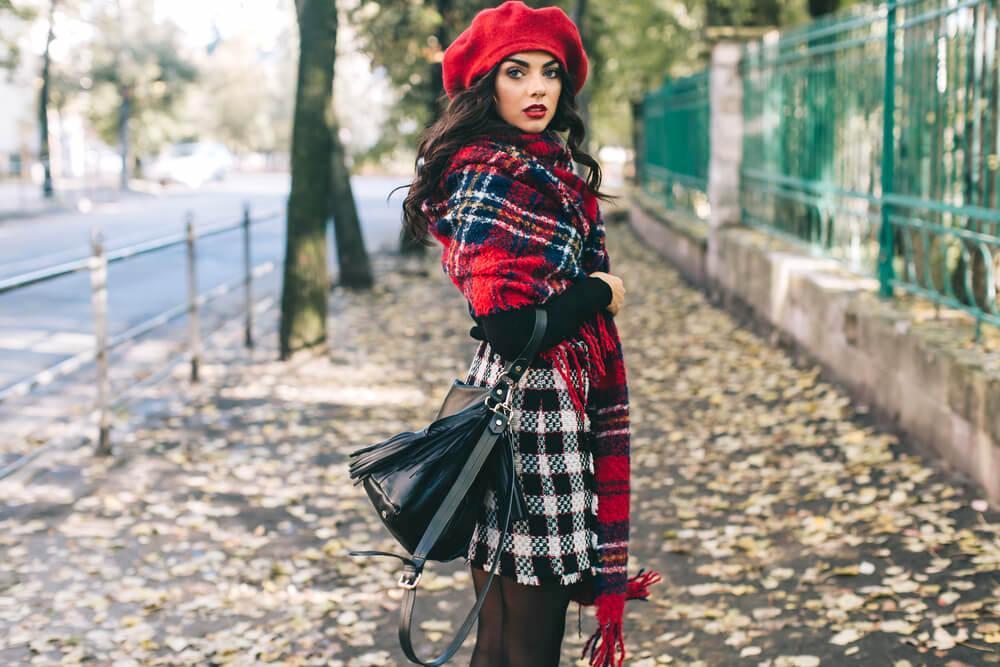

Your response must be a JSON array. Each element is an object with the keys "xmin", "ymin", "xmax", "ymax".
[{"xmin": 422, "ymin": 127, "xmax": 660, "ymax": 667}]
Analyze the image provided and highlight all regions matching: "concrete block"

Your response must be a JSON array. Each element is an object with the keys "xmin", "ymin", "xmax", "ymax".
[
  {"xmin": 986, "ymin": 371, "xmax": 1000, "ymax": 442},
  {"xmin": 976, "ymin": 436, "xmax": 999, "ymax": 501},
  {"xmin": 898, "ymin": 389, "xmax": 951, "ymax": 461},
  {"xmin": 627, "ymin": 196, "xmax": 707, "ymax": 286},
  {"xmin": 856, "ymin": 307, "xmax": 907, "ymax": 379},
  {"xmin": 898, "ymin": 326, "xmax": 951, "ymax": 396},
  {"xmin": 947, "ymin": 349, "xmax": 986, "ymax": 425}
]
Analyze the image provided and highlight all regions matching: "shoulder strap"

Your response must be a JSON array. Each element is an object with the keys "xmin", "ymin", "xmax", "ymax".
[{"xmin": 480, "ymin": 305, "xmax": 549, "ymax": 412}]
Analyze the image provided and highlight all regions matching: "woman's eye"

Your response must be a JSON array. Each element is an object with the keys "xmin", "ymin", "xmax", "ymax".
[{"xmin": 507, "ymin": 68, "xmax": 559, "ymax": 79}]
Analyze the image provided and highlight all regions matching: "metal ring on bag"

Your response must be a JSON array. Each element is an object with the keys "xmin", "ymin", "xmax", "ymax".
[
  {"xmin": 484, "ymin": 366, "xmax": 519, "ymax": 417},
  {"xmin": 484, "ymin": 394, "xmax": 512, "ymax": 415}
]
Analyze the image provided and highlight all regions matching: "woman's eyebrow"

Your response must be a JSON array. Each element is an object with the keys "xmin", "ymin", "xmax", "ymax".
[{"xmin": 503, "ymin": 57, "xmax": 560, "ymax": 68}]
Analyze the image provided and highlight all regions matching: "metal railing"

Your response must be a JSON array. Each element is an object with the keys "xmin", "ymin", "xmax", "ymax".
[
  {"xmin": 0, "ymin": 203, "xmax": 281, "ymax": 479},
  {"xmin": 639, "ymin": 70, "xmax": 711, "ymax": 223},
  {"xmin": 740, "ymin": 0, "xmax": 999, "ymax": 335},
  {"xmin": 637, "ymin": 0, "xmax": 999, "ymax": 336}
]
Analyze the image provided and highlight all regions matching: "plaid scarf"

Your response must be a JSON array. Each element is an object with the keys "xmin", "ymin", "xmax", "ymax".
[{"xmin": 422, "ymin": 127, "xmax": 660, "ymax": 667}]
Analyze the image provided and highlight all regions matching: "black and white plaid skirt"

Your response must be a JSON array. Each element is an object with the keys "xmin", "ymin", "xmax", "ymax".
[{"xmin": 463, "ymin": 339, "xmax": 600, "ymax": 587}]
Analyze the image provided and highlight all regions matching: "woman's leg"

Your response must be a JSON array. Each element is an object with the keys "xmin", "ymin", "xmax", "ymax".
[
  {"xmin": 470, "ymin": 565, "xmax": 505, "ymax": 666},
  {"xmin": 499, "ymin": 576, "xmax": 573, "ymax": 667}
]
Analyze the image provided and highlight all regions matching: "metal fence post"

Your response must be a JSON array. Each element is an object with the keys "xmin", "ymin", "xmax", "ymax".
[
  {"xmin": 89, "ymin": 228, "xmax": 111, "ymax": 455},
  {"xmin": 242, "ymin": 202, "xmax": 254, "ymax": 349},
  {"xmin": 185, "ymin": 212, "xmax": 201, "ymax": 382},
  {"xmin": 630, "ymin": 98, "xmax": 644, "ymax": 188},
  {"xmin": 877, "ymin": 1, "xmax": 898, "ymax": 298}
]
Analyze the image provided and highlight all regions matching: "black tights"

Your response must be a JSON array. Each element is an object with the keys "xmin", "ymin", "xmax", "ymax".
[{"xmin": 469, "ymin": 565, "xmax": 572, "ymax": 667}]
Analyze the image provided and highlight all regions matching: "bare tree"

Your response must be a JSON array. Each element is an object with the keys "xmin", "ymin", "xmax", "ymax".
[
  {"xmin": 279, "ymin": 0, "xmax": 337, "ymax": 359},
  {"xmin": 39, "ymin": 0, "xmax": 57, "ymax": 199},
  {"xmin": 328, "ymin": 3, "xmax": 373, "ymax": 289}
]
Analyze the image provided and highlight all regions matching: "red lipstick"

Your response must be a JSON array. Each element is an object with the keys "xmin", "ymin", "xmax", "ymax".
[{"xmin": 523, "ymin": 104, "xmax": 547, "ymax": 118}]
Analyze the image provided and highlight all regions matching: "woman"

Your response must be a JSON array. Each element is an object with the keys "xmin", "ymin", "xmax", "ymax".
[{"xmin": 398, "ymin": 3, "xmax": 660, "ymax": 665}]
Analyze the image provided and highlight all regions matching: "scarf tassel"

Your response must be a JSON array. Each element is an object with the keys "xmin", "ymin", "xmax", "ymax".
[
  {"xmin": 626, "ymin": 568, "xmax": 662, "ymax": 600},
  {"xmin": 582, "ymin": 622, "xmax": 625, "ymax": 667},
  {"xmin": 540, "ymin": 342, "xmax": 587, "ymax": 417},
  {"xmin": 540, "ymin": 313, "xmax": 619, "ymax": 421},
  {"xmin": 578, "ymin": 569, "xmax": 663, "ymax": 667}
]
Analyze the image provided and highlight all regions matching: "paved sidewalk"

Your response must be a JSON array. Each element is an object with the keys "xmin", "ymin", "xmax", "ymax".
[{"xmin": 0, "ymin": 223, "xmax": 997, "ymax": 666}]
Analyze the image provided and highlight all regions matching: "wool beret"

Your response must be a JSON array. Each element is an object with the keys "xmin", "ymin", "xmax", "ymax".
[{"xmin": 442, "ymin": 1, "xmax": 588, "ymax": 100}]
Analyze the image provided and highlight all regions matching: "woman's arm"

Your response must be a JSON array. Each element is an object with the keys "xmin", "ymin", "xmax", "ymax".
[{"xmin": 469, "ymin": 276, "xmax": 612, "ymax": 360}]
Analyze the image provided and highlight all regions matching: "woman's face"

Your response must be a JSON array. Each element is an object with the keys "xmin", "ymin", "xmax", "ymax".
[{"xmin": 493, "ymin": 50, "xmax": 563, "ymax": 133}]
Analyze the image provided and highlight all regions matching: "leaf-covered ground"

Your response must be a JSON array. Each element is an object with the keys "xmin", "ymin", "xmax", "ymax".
[{"xmin": 0, "ymin": 221, "xmax": 997, "ymax": 666}]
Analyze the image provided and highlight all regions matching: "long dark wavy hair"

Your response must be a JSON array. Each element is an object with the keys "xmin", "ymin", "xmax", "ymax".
[{"xmin": 392, "ymin": 61, "xmax": 616, "ymax": 248}]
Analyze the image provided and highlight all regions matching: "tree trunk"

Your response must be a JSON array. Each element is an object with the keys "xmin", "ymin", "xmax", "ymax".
[
  {"xmin": 329, "ymin": 126, "xmax": 373, "ymax": 287},
  {"xmin": 39, "ymin": 0, "xmax": 56, "ymax": 199},
  {"xmin": 279, "ymin": 0, "xmax": 336, "ymax": 360},
  {"xmin": 118, "ymin": 85, "xmax": 130, "ymax": 191}
]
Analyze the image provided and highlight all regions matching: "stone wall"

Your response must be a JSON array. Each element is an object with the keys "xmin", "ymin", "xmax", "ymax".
[{"xmin": 628, "ymin": 197, "xmax": 1000, "ymax": 504}]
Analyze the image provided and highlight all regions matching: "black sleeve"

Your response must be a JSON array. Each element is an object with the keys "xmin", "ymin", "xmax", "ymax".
[{"xmin": 468, "ymin": 276, "xmax": 613, "ymax": 360}]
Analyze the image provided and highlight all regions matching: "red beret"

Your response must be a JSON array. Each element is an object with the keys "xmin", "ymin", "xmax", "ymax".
[{"xmin": 442, "ymin": 1, "xmax": 588, "ymax": 100}]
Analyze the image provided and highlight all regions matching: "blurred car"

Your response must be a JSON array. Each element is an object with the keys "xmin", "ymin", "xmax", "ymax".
[{"xmin": 148, "ymin": 141, "xmax": 234, "ymax": 187}]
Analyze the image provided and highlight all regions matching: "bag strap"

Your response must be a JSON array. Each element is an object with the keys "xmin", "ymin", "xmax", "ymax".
[{"xmin": 355, "ymin": 308, "xmax": 547, "ymax": 666}]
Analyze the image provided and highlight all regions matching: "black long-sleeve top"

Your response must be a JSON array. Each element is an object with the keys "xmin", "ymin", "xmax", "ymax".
[{"xmin": 468, "ymin": 276, "xmax": 613, "ymax": 361}]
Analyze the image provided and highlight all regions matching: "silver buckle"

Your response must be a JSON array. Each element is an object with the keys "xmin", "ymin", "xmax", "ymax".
[
  {"xmin": 398, "ymin": 569, "xmax": 422, "ymax": 589},
  {"xmin": 484, "ymin": 395, "xmax": 512, "ymax": 415}
]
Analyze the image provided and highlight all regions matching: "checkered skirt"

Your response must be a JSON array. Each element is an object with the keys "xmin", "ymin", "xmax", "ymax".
[{"xmin": 464, "ymin": 338, "xmax": 600, "ymax": 587}]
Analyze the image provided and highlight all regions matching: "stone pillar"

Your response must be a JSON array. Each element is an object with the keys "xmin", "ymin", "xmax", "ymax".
[{"xmin": 706, "ymin": 41, "xmax": 744, "ymax": 287}]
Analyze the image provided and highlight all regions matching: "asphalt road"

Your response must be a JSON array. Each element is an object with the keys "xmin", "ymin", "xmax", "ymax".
[{"xmin": 0, "ymin": 171, "xmax": 411, "ymax": 394}]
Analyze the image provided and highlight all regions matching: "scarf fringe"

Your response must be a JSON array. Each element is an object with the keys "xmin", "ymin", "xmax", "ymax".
[
  {"xmin": 540, "ymin": 344, "xmax": 586, "ymax": 417},
  {"xmin": 626, "ymin": 568, "xmax": 662, "ymax": 600},
  {"xmin": 577, "ymin": 569, "xmax": 663, "ymax": 667},
  {"xmin": 539, "ymin": 313, "xmax": 619, "ymax": 422},
  {"xmin": 582, "ymin": 622, "xmax": 625, "ymax": 667}
]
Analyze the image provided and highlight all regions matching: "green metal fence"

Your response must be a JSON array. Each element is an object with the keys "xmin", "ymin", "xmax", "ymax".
[
  {"xmin": 639, "ymin": 70, "xmax": 711, "ymax": 222},
  {"xmin": 741, "ymin": 0, "xmax": 999, "ymax": 333}
]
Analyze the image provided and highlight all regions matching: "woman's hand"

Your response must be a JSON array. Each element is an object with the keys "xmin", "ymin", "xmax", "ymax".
[{"xmin": 589, "ymin": 271, "xmax": 625, "ymax": 316}]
